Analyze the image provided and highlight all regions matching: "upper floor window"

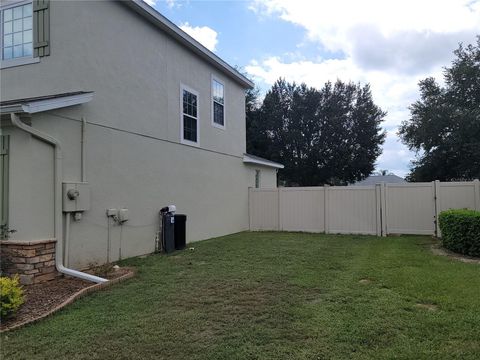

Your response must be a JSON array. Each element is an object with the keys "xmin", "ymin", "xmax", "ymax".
[
  {"xmin": 181, "ymin": 85, "xmax": 199, "ymax": 145},
  {"xmin": 212, "ymin": 78, "xmax": 225, "ymax": 128},
  {"xmin": 1, "ymin": 2, "xmax": 33, "ymax": 60}
]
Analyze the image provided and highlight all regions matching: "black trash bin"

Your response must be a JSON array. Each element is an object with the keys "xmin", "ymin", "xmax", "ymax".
[
  {"xmin": 160, "ymin": 211, "xmax": 175, "ymax": 253},
  {"xmin": 174, "ymin": 214, "xmax": 187, "ymax": 250}
]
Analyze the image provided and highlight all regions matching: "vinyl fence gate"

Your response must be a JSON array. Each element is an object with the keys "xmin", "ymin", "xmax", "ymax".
[{"xmin": 248, "ymin": 180, "xmax": 480, "ymax": 236}]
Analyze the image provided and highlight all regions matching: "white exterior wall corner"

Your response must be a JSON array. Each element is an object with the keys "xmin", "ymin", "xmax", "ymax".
[
  {"xmin": 244, "ymin": 163, "xmax": 278, "ymax": 189},
  {"xmin": 1, "ymin": 1, "xmax": 266, "ymax": 268}
]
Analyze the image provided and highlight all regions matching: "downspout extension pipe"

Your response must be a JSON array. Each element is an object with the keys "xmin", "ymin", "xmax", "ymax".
[
  {"xmin": 81, "ymin": 117, "xmax": 86, "ymax": 183},
  {"xmin": 10, "ymin": 113, "xmax": 107, "ymax": 283}
]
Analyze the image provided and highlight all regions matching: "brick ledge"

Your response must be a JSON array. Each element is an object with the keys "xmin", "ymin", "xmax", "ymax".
[{"xmin": 0, "ymin": 239, "xmax": 56, "ymax": 246}]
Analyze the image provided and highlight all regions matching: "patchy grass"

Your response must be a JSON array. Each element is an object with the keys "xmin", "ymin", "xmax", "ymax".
[{"xmin": 2, "ymin": 232, "xmax": 480, "ymax": 359}]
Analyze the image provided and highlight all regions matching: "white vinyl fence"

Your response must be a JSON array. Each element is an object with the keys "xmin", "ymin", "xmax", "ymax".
[{"xmin": 249, "ymin": 180, "xmax": 480, "ymax": 236}]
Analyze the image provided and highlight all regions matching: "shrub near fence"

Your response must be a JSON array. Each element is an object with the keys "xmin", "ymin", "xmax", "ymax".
[{"xmin": 439, "ymin": 209, "xmax": 480, "ymax": 257}]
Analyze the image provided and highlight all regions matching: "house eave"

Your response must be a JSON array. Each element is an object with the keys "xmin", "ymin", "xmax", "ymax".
[
  {"xmin": 243, "ymin": 154, "xmax": 284, "ymax": 169},
  {"xmin": 0, "ymin": 92, "xmax": 94, "ymax": 114},
  {"xmin": 123, "ymin": 0, "xmax": 254, "ymax": 89}
]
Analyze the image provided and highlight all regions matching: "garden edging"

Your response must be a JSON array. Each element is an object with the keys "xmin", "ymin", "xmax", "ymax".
[{"xmin": 0, "ymin": 269, "xmax": 136, "ymax": 333}]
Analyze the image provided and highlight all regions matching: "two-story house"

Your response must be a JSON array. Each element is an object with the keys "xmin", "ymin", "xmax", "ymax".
[{"xmin": 0, "ymin": 0, "xmax": 283, "ymax": 284}]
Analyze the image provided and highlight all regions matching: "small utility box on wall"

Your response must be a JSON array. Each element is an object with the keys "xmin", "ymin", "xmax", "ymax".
[{"xmin": 62, "ymin": 182, "xmax": 91, "ymax": 212}]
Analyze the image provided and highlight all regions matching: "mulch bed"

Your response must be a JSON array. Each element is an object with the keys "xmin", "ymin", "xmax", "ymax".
[{"xmin": 1, "ymin": 267, "xmax": 134, "ymax": 332}]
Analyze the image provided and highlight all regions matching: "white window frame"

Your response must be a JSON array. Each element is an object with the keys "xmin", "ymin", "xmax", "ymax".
[
  {"xmin": 0, "ymin": 0, "xmax": 38, "ymax": 69},
  {"xmin": 211, "ymin": 74, "xmax": 226, "ymax": 130},
  {"xmin": 180, "ymin": 83, "xmax": 200, "ymax": 147}
]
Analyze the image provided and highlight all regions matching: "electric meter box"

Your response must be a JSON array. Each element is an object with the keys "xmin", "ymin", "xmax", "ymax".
[
  {"xmin": 118, "ymin": 208, "xmax": 129, "ymax": 223},
  {"xmin": 62, "ymin": 182, "xmax": 90, "ymax": 212}
]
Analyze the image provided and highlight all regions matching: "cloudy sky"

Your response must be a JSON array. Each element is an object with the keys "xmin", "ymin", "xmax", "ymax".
[{"xmin": 147, "ymin": 0, "xmax": 480, "ymax": 177}]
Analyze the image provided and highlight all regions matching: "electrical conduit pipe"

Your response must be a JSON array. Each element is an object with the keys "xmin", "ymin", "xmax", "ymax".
[{"xmin": 10, "ymin": 113, "xmax": 107, "ymax": 283}]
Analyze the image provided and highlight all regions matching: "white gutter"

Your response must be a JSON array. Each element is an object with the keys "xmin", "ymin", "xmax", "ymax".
[
  {"xmin": 243, "ymin": 154, "xmax": 284, "ymax": 169},
  {"xmin": 10, "ymin": 113, "xmax": 107, "ymax": 283},
  {"xmin": 0, "ymin": 92, "xmax": 94, "ymax": 115}
]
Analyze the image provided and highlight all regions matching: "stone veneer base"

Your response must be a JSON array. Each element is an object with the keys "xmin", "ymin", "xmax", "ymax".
[{"xmin": 0, "ymin": 239, "xmax": 59, "ymax": 285}]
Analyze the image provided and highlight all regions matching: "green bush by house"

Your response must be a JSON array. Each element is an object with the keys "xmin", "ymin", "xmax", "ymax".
[
  {"xmin": 0, "ymin": 275, "xmax": 24, "ymax": 319},
  {"xmin": 439, "ymin": 209, "xmax": 480, "ymax": 257}
]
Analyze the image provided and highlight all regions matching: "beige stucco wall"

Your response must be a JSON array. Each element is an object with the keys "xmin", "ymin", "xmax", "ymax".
[
  {"xmin": 1, "ymin": 0, "xmax": 247, "ymax": 156},
  {"xmin": 2, "ymin": 124, "xmax": 55, "ymax": 240},
  {"xmin": 255, "ymin": 165, "xmax": 278, "ymax": 189},
  {"xmin": 0, "ymin": 0, "xmax": 277, "ymax": 268}
]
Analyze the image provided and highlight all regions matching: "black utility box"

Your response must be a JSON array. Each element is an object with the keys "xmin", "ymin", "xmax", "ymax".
[
  {"xmin": 174, "ymin": 214, "xmax": 187, "ymax": 250},
  {"xmin": 162, "ymin": 213, "xmax": 175, "ymax": 253}
]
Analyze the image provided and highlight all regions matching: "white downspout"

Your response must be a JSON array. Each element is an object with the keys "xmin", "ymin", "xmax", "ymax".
[
  {"xmin": 64, "ymin": 212, "xmax": 71, "ymax": 267},
  {"xmin": 63, "ymin": 116, "xmax": 87, "ymax": 266},
  {"xmin": 10, "ymin": 113, "xmax": 107, "ymax": 283},
  {"xmin": 64, "ymin": 116, "xmax": 86, "ymax": 267},
  {"xmin": 81, "ymin": 117, "xmax": 86, "ymax": 183}
]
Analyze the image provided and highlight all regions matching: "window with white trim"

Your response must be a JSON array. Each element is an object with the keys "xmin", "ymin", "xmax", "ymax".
[
  {"xmin": 181, "ymin": 86, "xmax": 199, "ymax": 144},
  {"xmin": 212, "ymin": 78, "xmax": 224, "ymax": 127},
  {"xmin": 1, "ymin": 2, "xmax": 33, "ymax": 60}
]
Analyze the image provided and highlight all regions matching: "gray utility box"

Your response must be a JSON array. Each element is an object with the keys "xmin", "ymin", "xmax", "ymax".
[
  {"xmin": 162, "ymin": 213, "xmax": 175, "ymax": 253},
  {"xmin": 62, "ymin": 182, "xmax": 90, "ymax": 212}
]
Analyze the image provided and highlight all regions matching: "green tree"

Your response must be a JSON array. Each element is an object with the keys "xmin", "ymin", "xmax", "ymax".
[
  {"xmin": 245, "ymin": 84, "xmax": 268, "ymax": 155},
  {"xmin": 248, "ymin": 79, "xmax": 386, "ymax": 186},
  {"xmin": 399, "ymin": 37, "xmax": 480, "ymax": 181}
]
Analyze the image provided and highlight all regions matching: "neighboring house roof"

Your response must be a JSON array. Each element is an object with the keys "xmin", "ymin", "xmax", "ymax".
[
  {"xmin": 352, "ymin": 174, "xmax": 407, "ymax": 186},
  {"xmin": 0, "ymin": 92, "xmax": 94, "ymax": 114},
  {"xmin": 243, "ymin": 154, "xmax": 284, "ymax": 169},
  {"xmin": 122, "ymin": 0, "xmax": 254, "ymax": 89}
]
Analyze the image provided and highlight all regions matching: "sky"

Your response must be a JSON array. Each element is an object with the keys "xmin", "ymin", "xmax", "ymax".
[{"xmin": 146, "ymin": 0, "xmax": 480, "ymax": 177}]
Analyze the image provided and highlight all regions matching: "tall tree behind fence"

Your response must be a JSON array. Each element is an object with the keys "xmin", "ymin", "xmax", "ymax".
[{"xmin": 249, "ymin": 180, "xmax": 480, "ymax": 237}]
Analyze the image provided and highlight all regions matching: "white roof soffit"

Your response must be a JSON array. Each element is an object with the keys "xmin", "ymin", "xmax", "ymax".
[
  {"xmin": 124, "ymin": 0, "xmax": 254, "ymax": 89},
  {"xmin": 0, "ymin": 92, "xmax": 94, "ymax": 114},
  {"xmin": 243, "ymin": 154, "xmax": 284, "ymax": 169}
]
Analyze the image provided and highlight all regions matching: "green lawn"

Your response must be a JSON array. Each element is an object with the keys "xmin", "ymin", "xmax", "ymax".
[{"xmin": 2, "ymin": 232, "xmax": 480, "ymax": 360}]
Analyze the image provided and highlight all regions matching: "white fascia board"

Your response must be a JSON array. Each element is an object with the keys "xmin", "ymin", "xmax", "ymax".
[
  {"xmin": 243, "ymin": 155, "xmax": 284, "ymax": 169},
  {"xmin": 125, "ymin": 0, "xmax": 254, "ymax": 89},
  {"xmin": 0, "ymin": 104, "xmax": 23, "ymax": 114},
  {"xmin": 1, "ymin": 93, "xmax": 94, "ymax": 114},
  {"xmin": 25, "ymin": 93, "xmax": 94, "ymax": 113}
]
